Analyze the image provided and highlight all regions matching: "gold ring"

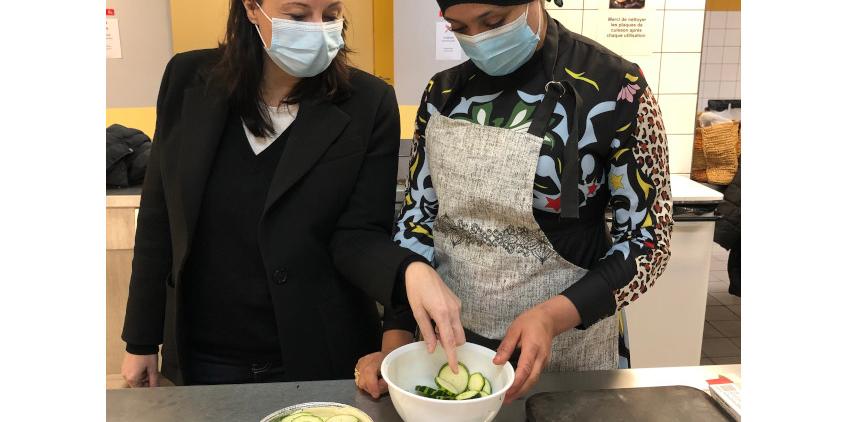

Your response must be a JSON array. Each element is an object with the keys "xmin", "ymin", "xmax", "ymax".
[{"xmin": 354, "ymin": 368, "xmax": 360, "ymax": 385}]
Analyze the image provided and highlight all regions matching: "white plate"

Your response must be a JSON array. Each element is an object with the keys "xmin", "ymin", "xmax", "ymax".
[{"xmin": 260, "ymin": 402, "xmax": 374, "ymax": 422}]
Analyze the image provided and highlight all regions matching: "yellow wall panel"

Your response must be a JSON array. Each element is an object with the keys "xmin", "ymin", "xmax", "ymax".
[
  {"xmin": 106, "ymin": 107, "xmax": 158, "ymax": 138},
  {"xmin": 344, "ymin": 0, "xmax": 375, "ymax": 73},
  {"xmin": 706, "ymin": 0, "xmax": 741, "ymax": 11},
  {"xmin": 170, "ymin": 0, "xmax": 229, "ymax": 53},
  {"xmin": 372, "ymin": 0, "xmax": 394, "ymax": 85},
  {"xmin": 399, "ymin": 105, "xmax": 417, "ymax": 140}
]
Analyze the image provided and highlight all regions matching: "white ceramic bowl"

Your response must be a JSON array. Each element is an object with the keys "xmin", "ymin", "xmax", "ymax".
[{"xmin": 381, "ymin": 341, "xmax": 515, "ymax": 422}]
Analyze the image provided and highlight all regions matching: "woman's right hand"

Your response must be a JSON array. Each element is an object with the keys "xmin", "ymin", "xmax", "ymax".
[
  {"xmin": 121, "ymin": 353, "xmax": 160, "ymax": 387},
  {"xmin": 404, "ymin": 262, "xmax": 465, "ymax": 373}
]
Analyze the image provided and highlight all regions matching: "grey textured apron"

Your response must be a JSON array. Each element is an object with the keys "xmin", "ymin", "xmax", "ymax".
[{"xmin": 424, "ymin": 103, "xmax": 618, "ymax": 371}]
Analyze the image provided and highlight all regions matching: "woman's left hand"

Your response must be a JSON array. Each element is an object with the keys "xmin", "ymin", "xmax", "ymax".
[
  {"xmin": 493, "ymin": 295, "xmax": 582, "ymax": 404},
  {"xmin": 355, "ymin": 351, "xmax": 388, "ymax": 399},
  {"xmin": 355, "ymin": 329, "xmax": 415, "ymax": 399}
]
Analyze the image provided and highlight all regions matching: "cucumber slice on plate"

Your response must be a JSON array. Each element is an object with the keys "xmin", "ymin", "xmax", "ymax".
[
  {"xmin": 279, "ymin": 412, "xmax": 310, "ymax": 422},
  {"xmin": 435, "ymin": 376, "xmax": 461, "ymax": 395},
  {"xmin": 454, "ymin": 390, "xmax": 481, "ymax": 400},
  {"xmin": 467, "ymin": 373, "xmax": 485, "ymax": 392},
  {"xmin": 437, "ymin": 362, "xmax": 470, "ymax": 392},
  {"xmin": 290, "ymin": 415, "xmax": 323, "ymax": 422},
  {"xmin": 325, "ymin": 415, "xmax": 360, "ymax": 422},
  {"xmin": 482, "ymin": 378, "xmax": 492, "ymax": 395},
  {"xmin": 479, "ymin": 391, "xmax": 490, "ymax": 397}
]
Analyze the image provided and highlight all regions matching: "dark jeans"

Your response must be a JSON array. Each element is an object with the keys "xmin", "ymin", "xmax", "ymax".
[
  {"xmin": 728, "ymin": 238, "xmax": 741, "ymax": 297},
  {"xmin": 184, "ymin": 351, "xmax": 285, "ymax": 385}
]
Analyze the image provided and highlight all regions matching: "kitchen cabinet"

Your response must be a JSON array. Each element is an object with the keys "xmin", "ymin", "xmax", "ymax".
[{"xmin": 625, "ymin": 175, "xmax": 724, "ymax": 368}]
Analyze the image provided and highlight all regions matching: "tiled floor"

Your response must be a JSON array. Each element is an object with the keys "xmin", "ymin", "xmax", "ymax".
[{"xmin": 701, "ymin": 243, "xmax": 741, "ymax": 365}]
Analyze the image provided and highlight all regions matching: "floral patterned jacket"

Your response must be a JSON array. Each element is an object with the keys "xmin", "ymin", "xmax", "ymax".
[{"xmin": 393, "ymin": 16, "xmax": 673, "ymax": 328}]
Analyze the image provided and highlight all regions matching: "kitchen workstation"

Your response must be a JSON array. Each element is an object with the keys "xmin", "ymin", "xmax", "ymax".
[
  {"xmin": 100, "ymin": 0, "xmax": 749, "ymax": 420},
  {"xmin": 108, "ymin": 356, "xmax": 741, "ymax": 422}
]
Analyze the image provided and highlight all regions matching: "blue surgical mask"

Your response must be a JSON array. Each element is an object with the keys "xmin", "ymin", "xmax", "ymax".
[
  {"xmin": 254, "ymin": 4, "xmax": 345, "ymax": 78},
  {"xmin": 453, "ymin": 4, "xmax": 542, "ymax": 77}
]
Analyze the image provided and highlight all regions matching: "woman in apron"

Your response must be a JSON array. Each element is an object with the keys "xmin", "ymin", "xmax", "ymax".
[{"xmin": 355, "ymin": 0, "xmax": 673, "ymax": 402}]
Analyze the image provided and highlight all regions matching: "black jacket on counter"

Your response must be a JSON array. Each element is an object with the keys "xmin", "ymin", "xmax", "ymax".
[
  {"xmin": 121, "ymin": 49, "xmax": 418, "ymax": 384},
  {"xmin": 106, "ymin": 124, "xmax": 151, "ymax": 188}
]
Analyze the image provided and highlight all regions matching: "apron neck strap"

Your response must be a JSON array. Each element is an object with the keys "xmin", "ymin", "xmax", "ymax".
[
  {"xmin": 530, "ymin": 19, "xmax": 583, "ymax": 219},
  {"xmin": 527, "ymin": 76, "xmax": 584, "ymax": 220}
]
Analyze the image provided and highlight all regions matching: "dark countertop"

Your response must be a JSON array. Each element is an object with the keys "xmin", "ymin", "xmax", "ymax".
[
  {"xmin": 107, "ymin": 365, "xmax": 740, "ymax": 422},
  {"xmin": 107, "ymin": 186, "xmax": 143, "ymax": 196}
]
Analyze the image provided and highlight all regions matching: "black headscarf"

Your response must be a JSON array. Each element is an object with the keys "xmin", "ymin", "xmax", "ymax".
[{"xmin": 437, "ymin": 0, "xmax": 563, "ymax": 13}]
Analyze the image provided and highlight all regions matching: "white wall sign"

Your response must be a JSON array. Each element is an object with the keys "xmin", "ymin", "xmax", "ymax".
[
  {"xmin": 435, "ymin": 21, "xmax": 463, "ymax": 61},
  {"xmin": 591, "ymin": 0, "xmax": 656, "ymax": 57},
  {"xmin": 106, "ymin": 12, "xmax": 123, "ymax": 59}
]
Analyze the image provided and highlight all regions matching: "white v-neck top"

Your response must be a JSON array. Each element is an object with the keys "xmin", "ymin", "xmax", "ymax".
[{"xmin": 242, "ymin": 103, "xmax": 299, "ymax": 155}]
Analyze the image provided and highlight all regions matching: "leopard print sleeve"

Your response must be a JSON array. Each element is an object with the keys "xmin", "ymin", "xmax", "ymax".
[
  {"xmin": 561, "ymin": 67, "xmax": 674, "ymax": 329},
  {"xmin": 604, "ymin": 85, "xmax": 674, "ymax": 310}
]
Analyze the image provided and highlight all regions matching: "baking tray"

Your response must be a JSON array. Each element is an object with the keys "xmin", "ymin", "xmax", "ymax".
[{"xmin": 526, "ymin": 386, "xmax": 734, "ymax": 422}]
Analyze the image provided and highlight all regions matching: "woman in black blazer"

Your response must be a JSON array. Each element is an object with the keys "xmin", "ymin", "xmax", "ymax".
[{"xmin": 121, "ymin": 0, "xmax": 424, "ymax": 386}]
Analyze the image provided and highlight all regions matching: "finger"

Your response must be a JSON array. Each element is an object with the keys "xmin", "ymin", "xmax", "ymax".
[
  {"xmin": 124, "ymin": 373, "xmax": 145, "ymax": 388},
  {"xmin": 451, "ymin": 313, "xmax": 466, "ymax": 347},
  {"xmin": 130, "ymin": 378, "xmax": 148, "ymax": 388},
  {"xmin": 148, "ymin": 370, "xmax": 160, "ymax": 388},
  {"xmin": 412, "ymin": 307, "xmax": 438, "ymax": 353},
  {"xmin": 378, "ymin": 378, "xmax": 389, "ymax": 395},
  {"xmin": 435, "ymin": 313, "xmax": 459, "ymax": 373},
  {"xmin": 362, "ymin": 363, "xmax": 382, "ymax": 399},
  {"xmin": 449, "ymin": 296, "xmax": 465, "ymax": 346},
  {"xmin": 494, "ymin": 325, "xmax": 521, "ymax": 365},
  {"xmin": 509, "ymin": 349, "xmax": 545, "ymax": 403},
  {"xmin": 505, "ymin": 342, "xmax": 537, "ymax": 403}
]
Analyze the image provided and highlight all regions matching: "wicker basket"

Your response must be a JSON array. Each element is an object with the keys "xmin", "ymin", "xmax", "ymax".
[
  {"xmin": 692, "ymin": 128, "xmax": 707, "ymax": 182},
  {"xmin": 691, "ymin": 121, "xmax": 739, "ymax": 185}
]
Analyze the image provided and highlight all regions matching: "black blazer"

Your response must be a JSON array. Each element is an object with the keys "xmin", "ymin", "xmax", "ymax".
[{"xmin": 121, "ymin": 49, "xmax": 417, "ymax": 384}]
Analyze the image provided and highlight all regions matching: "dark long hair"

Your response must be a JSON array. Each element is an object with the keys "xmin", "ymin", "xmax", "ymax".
[{"xmin": 211, "ymin": 0, "xmax": 353, "ymax": 137}]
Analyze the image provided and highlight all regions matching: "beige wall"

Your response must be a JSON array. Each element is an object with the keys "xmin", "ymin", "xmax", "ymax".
[{"xmin": 106, "ymin": 0, "xmax": 173, "ymax": 108}]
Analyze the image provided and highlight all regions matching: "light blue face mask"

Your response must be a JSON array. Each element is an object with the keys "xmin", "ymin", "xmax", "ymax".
[
  {"xmin": 453, "ymin": 3, "xmax": 542, "ymax": 77},
  {"xmin": 254, "ymin": 4, "xmax": 345, "ymax": 78}
]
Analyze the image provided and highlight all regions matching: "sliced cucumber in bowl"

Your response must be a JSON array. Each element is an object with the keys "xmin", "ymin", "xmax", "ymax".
[
  {"xmin": 467, "ymin": 373, "xmax": 485, "ymax": 392},
  {"xmin": 437, "ymin": 362, "xmax": 470, "ymax": 393},
  {"xmin": 415, "ymin": 385, "xmax": 456, "ymax": 400},
  {"xmin": 413, "ymin": 361, "xmax": 495, "ymax": 401},
  {"xmin": 434, "ymin": 376, "xmax": 462, "ymax": 395},
  {"xmin": 454, "ymin": 390, "xmax": 481, "ymax": 400}
]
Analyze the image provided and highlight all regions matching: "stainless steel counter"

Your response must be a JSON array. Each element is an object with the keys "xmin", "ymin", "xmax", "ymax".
[{"xmin": 107, "ymin": 364, "xmax": 740, "ymax": 421}]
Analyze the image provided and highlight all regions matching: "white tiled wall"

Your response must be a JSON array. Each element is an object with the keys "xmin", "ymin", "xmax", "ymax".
[
  {"xmin": 548, "ymin": 0, "xmax": 706, "ymax": 175},
  {"xmin": 699, "ymin": 10, "xmax": 741, "ymax": 111}
]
